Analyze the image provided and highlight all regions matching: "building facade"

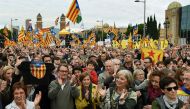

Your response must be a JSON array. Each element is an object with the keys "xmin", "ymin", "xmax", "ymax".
[
  {"xmin": 165, "ymin": 1, "xmax": 181, "ymax": 45},
  {"xmin": 60, "ymin": 14, "xmax": 66, "ymax": 30},
  {"xmin": 180, "ymin": 5, "xmax": 190, "ymax": 44},
  {"xmin": 166, "ymin": 2, "xmax": 190, "ymax": 45},
  {"xmin": 36, "ymin": 13, "xmax": 43, "ymax": 29}
]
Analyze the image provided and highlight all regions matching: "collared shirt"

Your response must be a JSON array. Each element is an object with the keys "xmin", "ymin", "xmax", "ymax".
[
  {"xmin": 5, "ymin": 100, "xmax": 35, "ymax": 109},
  {"xmin": 61, "ymin": 84, "xmax": 66, "ymax": 90}
]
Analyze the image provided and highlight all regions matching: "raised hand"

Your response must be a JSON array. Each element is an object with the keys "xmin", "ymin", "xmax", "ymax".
[
  {"xmin": 15, "ymin": 58, "xmax": 24, "ymax": 67},
  {"xmin": 19, "ymin": 95, "xmax": 26, "ymax": 109},
  {"xmin": 119, "ymin": 89, "xmax": 128, "ymax": 100},
  {"xmin": 136, "ymin": 91, "xmax": 142, "ymax": 97},
  {"xmin": 98, "ymin": 86, "xmax": 106, "ymax": 97},
  {"xmin": 85, "ymin": 90, "xmax": 89, "ymax": 100},
  {"xmin": 70, "ymin": 74, "xmax": 76, "ymax": 86},
  {"xmin": 34, "ymin": 91, "xmax": 42, "ymax": 106},
  {"xmin": 143, "ymin": 105, "xmax": 152, "ymax": 109},
  {"xmin": 57, "ymin": 77, "xmax": 63, "ymax": 85},
  {"xmin": 0, "ymin": 80, "xmax": 7, "ymax": 92}
]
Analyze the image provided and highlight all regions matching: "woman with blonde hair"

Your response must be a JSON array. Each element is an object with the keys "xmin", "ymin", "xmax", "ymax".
[
  {"xmin": 99, "ymin": 70, "xmax": 137, "ymax": 109},
  {"xmin": 1, "ymin": 66, "xmax": 17, "ymax": 108}
]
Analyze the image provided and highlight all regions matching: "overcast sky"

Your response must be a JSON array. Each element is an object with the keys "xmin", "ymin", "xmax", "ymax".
[{"xmin": 0, "ymin": 0, "xmax": 190, "ymax": 29}]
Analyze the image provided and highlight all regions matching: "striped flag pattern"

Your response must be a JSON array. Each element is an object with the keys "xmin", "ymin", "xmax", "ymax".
[
  {"xmin": 66, "ymin": 0, "xmax": 82, "ymax": 23},
  {"xmin": 43, "ymin": 33, "xmax": 54, "ymax": 46},
  {"xmin": 4, "ymin": 37, "xmax": 16, "ymax": 47}
]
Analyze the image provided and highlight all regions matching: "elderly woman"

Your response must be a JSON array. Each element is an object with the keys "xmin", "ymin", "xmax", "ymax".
[
  {"xmin": 5, "ymin": 82, "xmax": 41, "ymax": 109},
  {"xmin": 133, "ymin": 69, "xmax": 148, "ymax": 109},
  {"xmin": 133, "ymin": 69, "xmax": 148, "ymax": 90},
  {"xmin": 75, "ymin": 72, "xmax": 100, "ymax": 109},
  {"xmin": 99, "ymin": 70, "xmax": 137, "ymax": 109}
]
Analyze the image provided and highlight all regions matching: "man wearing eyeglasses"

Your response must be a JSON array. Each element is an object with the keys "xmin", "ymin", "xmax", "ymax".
[
  {"xmin": 143, "ymin": 57, "xmax": 153, "ymax": 79},
  {"xmin": 177, "ymin": 70, "xmax": 190, "ymax": 105}
]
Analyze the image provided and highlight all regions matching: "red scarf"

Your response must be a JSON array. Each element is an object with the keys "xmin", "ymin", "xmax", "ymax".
[{"xmin": 147, "ymin": 85, "xmax": 163, "ymax": 104}]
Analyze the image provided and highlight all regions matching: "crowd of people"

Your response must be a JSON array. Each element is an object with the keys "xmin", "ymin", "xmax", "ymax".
[{"xmin": 0, "ymin": 44, "xmax": 190, "ymax": 109}]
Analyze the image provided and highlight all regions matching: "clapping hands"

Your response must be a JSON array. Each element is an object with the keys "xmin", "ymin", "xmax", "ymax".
[
  {"xmin": 97, "ymin": 85, "xmax": 106, "ymax": 97},
  {"xmin": 0, "ymin": 80, "xmax": 7, "ymax": 92},
  {"xmin": 70, "ymin": 74, "xmax": 77, "ymax": 86},
  {"xmin": 34, "ymin": 91, "xmax": 42, "ymax": 106},
  {"xmin": 119, "ymin": 89, "xmax": 128, "ymax": 101}
]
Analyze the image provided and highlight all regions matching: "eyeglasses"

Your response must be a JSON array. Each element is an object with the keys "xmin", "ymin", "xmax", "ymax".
[{"xmin": 165, "ymin": 86, "xmax": 178, "ymax": 91}]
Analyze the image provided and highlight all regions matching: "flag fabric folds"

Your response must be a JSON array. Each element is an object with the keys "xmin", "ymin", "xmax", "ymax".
[
  {"xmin": 141, "ymin": 48, "xmax": 163, "ymax": 64},
  {"xmin": 4, "ymin": 37, "xmax": 16, "ymax": 47},
  {"xmin": 18, "ymin": 26, "xmax": 25, "ymax": 42},
  {"xmin": 66, "ymin": 0, "xmax": 82, "ymax": 24}
]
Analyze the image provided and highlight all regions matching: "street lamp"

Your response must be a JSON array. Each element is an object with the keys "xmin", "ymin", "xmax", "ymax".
[
  {"xmin": 11, "ymin": 18, "xmax": 18, "ymax": 32},
  {"xmin": 97, "ymin": 20, "xmax": 103, "ymax": 41},
  {"xmin": 135, "ymin": 0, "xmax": 146, "ymax": 37},
  {"xmin": 11, "ymin": 18, "xmax": 18, "ymax": 40},
  {"xmin": 163, "ymin": 17, "xmax": 170, "ymax": 39}
]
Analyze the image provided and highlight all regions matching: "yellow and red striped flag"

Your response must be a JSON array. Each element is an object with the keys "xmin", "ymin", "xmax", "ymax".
[
  {"xmin": 4, "ymin": 37, "xmax": 16, "ymax": 47},
  {"xmin": 18, "ymin": 26, "xmax": 25, "ymax": 42},
  {"xmin": 66, "ymin": 0, "xmax": 82, "ymax": 24},
  {"xmin": 43, "ymin": 33, "xmax": 53, "ymax": 46}
]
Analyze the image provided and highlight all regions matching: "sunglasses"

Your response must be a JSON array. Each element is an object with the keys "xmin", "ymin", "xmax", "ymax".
[{"xmin": 165, "ymin": 86, "xmax": 178, "ymax": 91}]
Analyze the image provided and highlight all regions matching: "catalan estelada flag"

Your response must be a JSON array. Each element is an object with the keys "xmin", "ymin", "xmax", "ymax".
[
  {"xmin": 18, "ymin": 26, "xmax": 25, "ymax": 42},
  {"xmin": 66, "ymin": 0, "xmax": 82, "ymax": 24},
  {"xmin": 141, "ymin": 48, "xmax": 163, "ymax": 64}
]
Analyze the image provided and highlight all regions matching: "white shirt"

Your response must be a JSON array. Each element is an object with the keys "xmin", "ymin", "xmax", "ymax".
[
  {"xmin": 5, "ymin": 100, "xmax": 35, "ymax": 109},
  {"xmin": 61, "ymin": 84, "xmax": 66, "ymax": 90}
]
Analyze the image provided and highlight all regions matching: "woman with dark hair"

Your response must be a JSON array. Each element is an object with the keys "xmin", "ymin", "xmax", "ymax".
[
  {"xmin": 143, "ymin": 71, "xmax": 163, "ymax": 109},
  {"xmin": 152, "ymin": 77, "xmax": 187, "ymax": 109},
  {"xmin": 5, "ymin": 82, "xmax": 41, "ymax": 109},
  {"xmin": 177, "ymin": 58, "xmax": 184, "ymax": 68},
  {"xmin": 75, "ymin": 72, "xmax": 99, "ymax": 109}
]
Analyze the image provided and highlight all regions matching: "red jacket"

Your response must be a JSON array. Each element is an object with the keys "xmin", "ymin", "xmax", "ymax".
[{"xmin": 82, "ymin": 68, "xmax": 98, "ymax": 84}]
